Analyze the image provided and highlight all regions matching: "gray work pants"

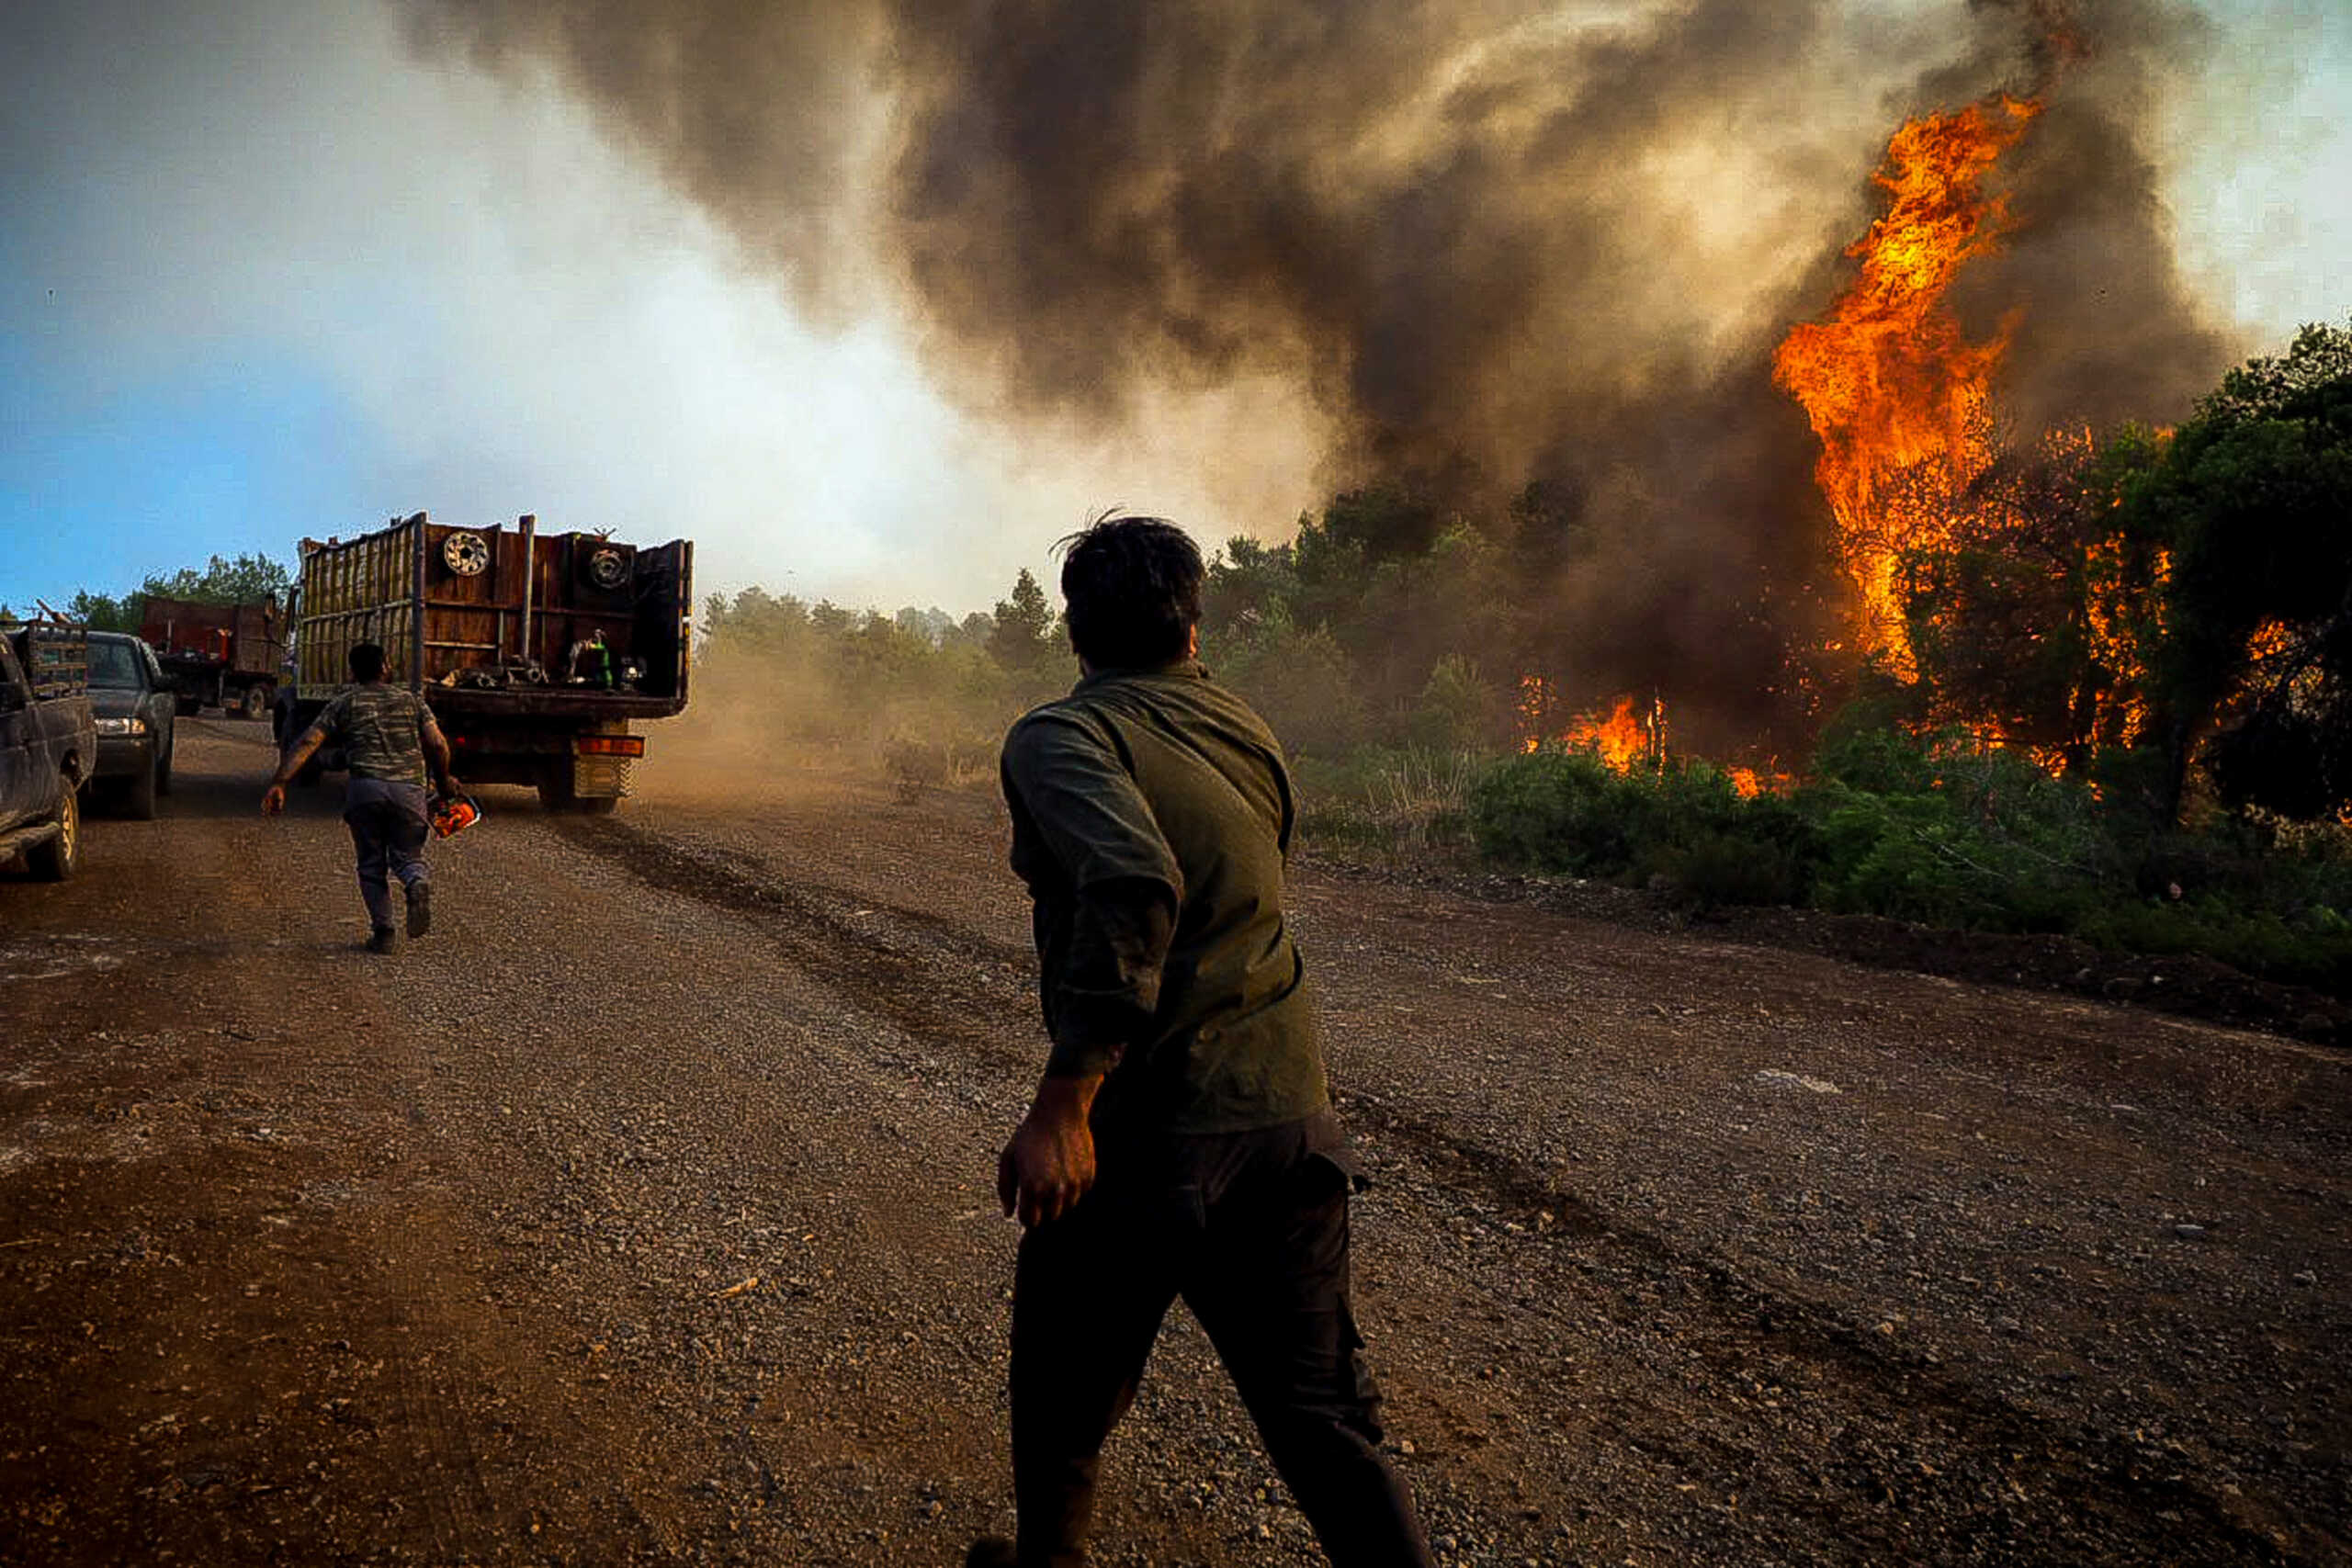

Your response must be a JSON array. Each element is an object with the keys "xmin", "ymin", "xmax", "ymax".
[{"xmin": 344, "ymin": 777, "xmax": 430, "ymax": 932}]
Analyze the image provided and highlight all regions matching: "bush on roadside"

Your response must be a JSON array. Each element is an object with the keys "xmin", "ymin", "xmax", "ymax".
[
  {"xmin": 1466, "ymin": 720, "xmax": 2352, "ymax": 991},
  {"xmin": 1297, "ymin": 745, "xmax": 1482, "ymax": 859}
]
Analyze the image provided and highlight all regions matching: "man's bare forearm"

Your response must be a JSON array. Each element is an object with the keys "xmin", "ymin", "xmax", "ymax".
[
  {"xmin": 423, "ymin": 724, "xmax": 457, "ymax": 789},
  {"xmin": 270, "ymin": 728, "xmax": 325, "ymax": 787},
  {"xmin": 1029, "ymin": 1067, "xmax": 1106, "ymax": 1120}
]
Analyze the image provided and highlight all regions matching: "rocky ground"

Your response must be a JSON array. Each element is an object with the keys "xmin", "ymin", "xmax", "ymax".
[{"xmin": 0, "ymin": 723, "xmax": 2344, "ymax": 1566}]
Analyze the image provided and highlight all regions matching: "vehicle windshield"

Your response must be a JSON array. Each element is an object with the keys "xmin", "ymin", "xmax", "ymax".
[{"xmin": 87, "ymin": 639, "xmax": 143, "ymax": 689}]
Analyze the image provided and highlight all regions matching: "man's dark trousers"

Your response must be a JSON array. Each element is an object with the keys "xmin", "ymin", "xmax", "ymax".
[
  {"xmin": 1010, "ymin": 1114, "xmax": 1432, "ymax": 1568},
  {"xmin": 343, "ymin": 777, "xmax": 430, "ymax": 932}
]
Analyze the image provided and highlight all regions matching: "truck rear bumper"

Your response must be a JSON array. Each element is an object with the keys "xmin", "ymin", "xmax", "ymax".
[{"xmin": 447, "ymin": 720, "xmax": 641, "ymax": 800}]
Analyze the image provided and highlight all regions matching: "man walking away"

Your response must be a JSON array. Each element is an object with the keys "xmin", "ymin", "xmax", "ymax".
[
  {"xmin": 263, "ymin": 641, "xmax": 462, "ymax": 954},
  {"xmin": 977, "ymin": 514, "xmax": 1432, "ymax": 1568}
]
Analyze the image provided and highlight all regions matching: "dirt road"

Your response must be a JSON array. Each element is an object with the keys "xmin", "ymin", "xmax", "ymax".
[{"xmin": 3, "ymin": 723, "xmax": 2345, "ymax": 1566}]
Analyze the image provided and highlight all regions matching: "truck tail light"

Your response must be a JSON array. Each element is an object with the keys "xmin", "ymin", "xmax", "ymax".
[{"xmin": 575, "ymin": 736, "xmax": 645, "ymax": 758}]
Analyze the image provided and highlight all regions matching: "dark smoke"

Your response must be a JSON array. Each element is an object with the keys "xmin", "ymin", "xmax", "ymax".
[
  {"xmin": 1954, "ymin": 1, "xmax": 2234, "ymax": 434},
  {"xmin": 400, "ymin": 0, "xmax": 2234, "ymax": 731}
]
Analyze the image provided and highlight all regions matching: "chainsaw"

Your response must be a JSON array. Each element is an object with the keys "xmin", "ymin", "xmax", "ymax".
[{"xmin": 428, "ymin": 791, "xmax": 482, "ymax": 840}]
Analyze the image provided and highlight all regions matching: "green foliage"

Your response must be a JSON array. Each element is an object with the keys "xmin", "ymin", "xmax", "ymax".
[
  {"xmin": 695, "ymin": 570, "xmax": 1073, "ymax": 769},
  {"xmin": 1411, "ymin": 654, "xmax": 1504, "ymax": 750},
  {"xmin": 2120, "ymin": 320, "xmax": 2352, "ymax": 819},
  {"xmin": 1216, "ymin": 608, "xmax": 1368, "ymax": 756},
  {"xmin": 1294, "ymin": 746, "xmax": 1481, "ymax": 859},
  {"xmin": 1466, "ymin": 716, "xmax": 2352, "ymax": 988},
  {"xmin": 58, "ymin": 552, "xmax": 293, "ymax": 635},
  {"xmin": 989, "ymin": 568, "xmax": 1063, "ymax": 679},
  {"xmin": 68, "ymin": 590, "xmax": 142, "ymax": 632},
  {"xmin": 1200, "ymin": 491, "xmax": 1527, "ymax": 761},
  {"xmin": 143, "ymin": 552, "xmax": 292, "ymax": 606},
  {"xmin": 1469, "ymin": 750, "xmax": 1755, "ymax": 881}
]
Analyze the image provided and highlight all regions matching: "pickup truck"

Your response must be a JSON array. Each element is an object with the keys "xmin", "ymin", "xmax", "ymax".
[
  {"xmin": 86, "ymin": 630, "xmax": 177, "ymax": 819},
  {"xmin": 0, "ymin": 623, "xmax": 97, "ymax": 880}
]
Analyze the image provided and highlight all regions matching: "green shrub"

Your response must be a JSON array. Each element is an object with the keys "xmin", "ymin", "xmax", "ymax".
[
  {"xmin": 1470, "ymin": 751, "xmax": 1770, "ymax": 884},
  {"xmin": 1465, "ymin": 719, "xmax": 2352, "ymax": 989},
  {"xmin": 1297, "ymin": 745, "xmax": 1484, "ymax": 858},
  {"xmin": 1647, "ymin": 830, "xmax": 1808, "ymax": 909}
]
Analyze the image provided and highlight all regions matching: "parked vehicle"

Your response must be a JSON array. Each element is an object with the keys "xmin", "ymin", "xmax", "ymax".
[
  {"xmin": 86, "ymin": 631, "xmax": 177, "ymax": 820},
  {"xmin": 278, "ymin": 513, "xmax": 692, "ymax": 812},
  {"xmin": 141, "ymin": 594, "xmax": 287, "ymax": 719},
  {"xmin": 0, "ymin": 622, "xmax": 96, "ymax": 879}
]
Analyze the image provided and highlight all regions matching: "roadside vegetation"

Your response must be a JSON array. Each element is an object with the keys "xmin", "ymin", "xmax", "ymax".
[
  {"xmin": 691, "ymin": 323, "xmax": 2352, "ymax": 991},
  {"xmin": 49, "ymin": 553, "xmax": 292, "ymax": 632}
]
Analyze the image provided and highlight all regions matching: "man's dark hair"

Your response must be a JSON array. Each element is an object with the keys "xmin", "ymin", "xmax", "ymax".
[
  {"xmin": 1057, "ymin": 513, "xmax": 1203, "ymax": 670},
  {"xmin": 348, "ymin": 642, "xmax": 388, "ymax": 682}
]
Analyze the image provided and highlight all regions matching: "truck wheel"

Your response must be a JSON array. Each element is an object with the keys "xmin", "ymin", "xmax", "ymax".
[
  {"xmin": 121, "ymin": 753, "xmax": 158, "ymax": 820},
  {"xmin": 175, "ymin": 693, "xmax": 199, "ymax": 716},
  {"xmin": 240, "ymin": 682, "xmax": 271, "ymax": 720},
  {"xmin": 28, "ymin": 785, "xmax": 80, "ymax": 881}
]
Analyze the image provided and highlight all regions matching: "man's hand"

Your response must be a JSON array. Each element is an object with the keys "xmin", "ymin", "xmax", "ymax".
[
  {"xmin": 269, "ymin": 726, "xmax": 326, "ymax": 815},
  {"xmin": 997, "ymin": 1073, "xmax": 1103, "ymax": 1227},
  {"xmin": 436, "ymin": 773, "xmax": 465, "ymax": 802}
]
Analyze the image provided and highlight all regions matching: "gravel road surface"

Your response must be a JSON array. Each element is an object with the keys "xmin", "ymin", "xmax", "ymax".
[{"xmin": 2, "ymin": 723, "xmax": 2344, "ymax": 1566}]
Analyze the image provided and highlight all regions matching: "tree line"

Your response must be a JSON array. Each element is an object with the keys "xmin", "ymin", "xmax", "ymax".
[{"xmin": 22, "ymin": 553, "xmax": 294, "ymax": 633}]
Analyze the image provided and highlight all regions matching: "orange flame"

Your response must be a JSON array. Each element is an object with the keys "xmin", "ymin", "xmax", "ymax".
[
  {"xmin": 1517, "ymin": 682, "xmax": 1665, "ymax": 773},
  {"xmin": 1518, "ymin": 678, "xmax": 1788, "ymax": 793},
  {"xmin": 1773, "ymin": 96, "xmax": 2041, "ymax": 677},
  {"xmin": 1724, "ymin": 765, "xmax": 1795, "ymax": 799},
  {"xmin": 1563, "ymin": 695, "xmax": 1651, "ymax": 773}
]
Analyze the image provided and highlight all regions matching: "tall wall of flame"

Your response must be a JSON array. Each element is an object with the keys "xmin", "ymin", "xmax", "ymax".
[{"xmin": 400, "ymin": 0, "xmax": 2233, "ymax": 739}]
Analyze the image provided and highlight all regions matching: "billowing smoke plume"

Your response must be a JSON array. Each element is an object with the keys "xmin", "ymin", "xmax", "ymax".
[
  {"xmin": 1954, "ymin": 1, "xmax": 2234, "ymax": 436},
  {"xmin": 401, "ymin": 0, "xmax": 2233, "ymax": 732}
]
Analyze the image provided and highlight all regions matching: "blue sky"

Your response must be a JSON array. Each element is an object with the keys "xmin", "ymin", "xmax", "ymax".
[{"xmin": 2, "ymin": 0, "xmax": 2345, "ymax": 619}]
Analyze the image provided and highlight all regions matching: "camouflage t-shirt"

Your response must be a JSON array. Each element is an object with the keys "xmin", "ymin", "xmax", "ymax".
[{"xmin": 311, "ymin": 684, "xmax": 435, "ymax": 785}]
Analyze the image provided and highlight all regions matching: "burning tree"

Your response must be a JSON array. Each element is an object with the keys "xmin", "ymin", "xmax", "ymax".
[
  {"xmin": 1763, "ymin": 76, "xmax": 2352, "ymax": 833},
  {"xmin": 2126, "ymin": 321, "xmax": 2352, "ymax": 821},
  {"xmin": 1899, "ymin": 427, "xmax": 2168, "ymax": 773},
  {"xmin": 1772, "ymin": 95, "xmax": 2041, "ymax": 680}
]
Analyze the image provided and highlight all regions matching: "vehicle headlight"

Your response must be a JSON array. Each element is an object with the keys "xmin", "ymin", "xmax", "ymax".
[{"xmin": 96, "ymin": 717, "xmax": 149, "ymax": 737}]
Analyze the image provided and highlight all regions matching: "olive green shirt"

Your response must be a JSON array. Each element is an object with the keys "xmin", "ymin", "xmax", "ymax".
[{"xmin": 1001, "ymin": 660, "xmax": 1328, "ymax": 1134}]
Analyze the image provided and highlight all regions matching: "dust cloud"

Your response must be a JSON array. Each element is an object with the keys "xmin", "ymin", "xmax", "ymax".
[
  {"xmin": 401, "ymin": 0, "xmax": 2237, "ymax": 729},
  {"xmin": 627, "ymin": 633, "xmax": 1047, "ymax": 809}
]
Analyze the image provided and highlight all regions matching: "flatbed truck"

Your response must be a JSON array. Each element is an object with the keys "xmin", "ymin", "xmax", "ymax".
[{"xmin": 278, "ymin": 513, "xmax": 692, "ymax": 812}]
